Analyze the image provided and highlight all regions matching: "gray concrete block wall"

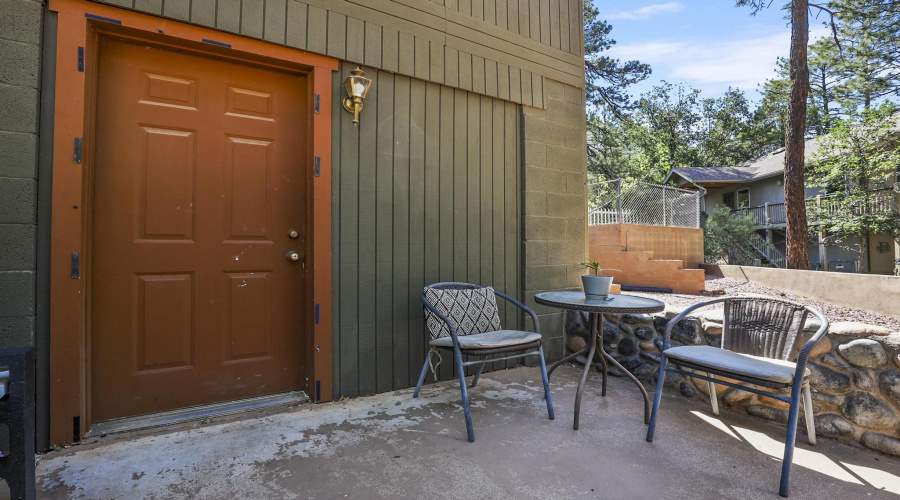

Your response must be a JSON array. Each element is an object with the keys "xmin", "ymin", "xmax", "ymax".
[
  {"xmin": 522, "ymin": 79, "xmax": 587, "ymax": 362},
  {"xmin": 0, "ymin": 0, "xmax": 43, "ymax": 349}
]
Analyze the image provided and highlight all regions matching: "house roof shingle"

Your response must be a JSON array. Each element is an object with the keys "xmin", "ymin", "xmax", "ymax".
[
  {"xmin": 667, "ymin": 113, "xmax": 900, "ymax": 187},
  {"xmin": 666, "ymin": 137, "xmax": 825, "ymax": 186}
]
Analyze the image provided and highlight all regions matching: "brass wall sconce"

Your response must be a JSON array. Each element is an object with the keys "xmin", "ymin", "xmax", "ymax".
[{"xmin": 342, "ymin": 67, "xmax": 372, "ymax": 126}]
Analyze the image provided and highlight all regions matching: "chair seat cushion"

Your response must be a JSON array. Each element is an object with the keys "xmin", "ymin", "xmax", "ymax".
[
  {"xmin": 430, "ymin": 330, "xmax": 541, "ymax": 349},
  {"xmin": 664, "ymin": 345, "xmax": 809, "ymax": 384}
]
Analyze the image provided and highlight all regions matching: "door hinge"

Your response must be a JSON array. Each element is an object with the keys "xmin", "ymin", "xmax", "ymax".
[
  {"xmin": 314, "ymin": 93, "xmax": 320, "ymax": 113},
  {"xmin": 71, "ymin": 252, "xmax": 80, "ymax": 279},
  {"xmin": 315, "ymin": 303, "xmax": 320, "ymax": 324},
  {"xmin": 74, "ymin": 138, "xmax": 82, "ymax": 164},
  {"xmin": 77, "ymin": 47, "xmax": 84, "ymax": 72},
  {"xmin": 315, "ymin": 380, "xmax": 321, "ymax": 401},
  {"xmin": 314, "ymin": 156, "xmax": 321, "ymax": 177}
]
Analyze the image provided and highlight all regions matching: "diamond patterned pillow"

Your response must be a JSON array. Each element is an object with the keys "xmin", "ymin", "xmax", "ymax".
[{"xmin": 424, "ymin": 286, "xmax": 502, "ymax": 339}]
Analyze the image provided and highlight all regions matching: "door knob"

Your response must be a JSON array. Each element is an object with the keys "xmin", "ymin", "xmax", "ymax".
[{"xmin": 286, "ymin": 251, "xmax": 301, "ymax": 262}]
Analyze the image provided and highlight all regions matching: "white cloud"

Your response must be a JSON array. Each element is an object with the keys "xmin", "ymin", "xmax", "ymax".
[
  {"xmin": 604, "ymin": 27, "xmax": 832, "ymax": 94},
  {"xmin": 607, "ymin": 2, "xmax": 685, "ymax": 21}
]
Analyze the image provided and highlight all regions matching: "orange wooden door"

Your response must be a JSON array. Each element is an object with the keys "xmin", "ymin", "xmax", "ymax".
[{"xmin": 90, "ymin": 37, "xmax": 309, "ymax": 422}]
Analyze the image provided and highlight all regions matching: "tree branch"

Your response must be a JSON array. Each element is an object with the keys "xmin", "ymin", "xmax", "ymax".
[{"xmin": 809, "ymin": 3, "xmax": 843, "ymax": 54}]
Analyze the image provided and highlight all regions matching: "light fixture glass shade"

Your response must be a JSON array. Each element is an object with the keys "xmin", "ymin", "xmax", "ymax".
[{"xmin": 344, "ymin": 68, "xmax": 372, "ymax": 99}]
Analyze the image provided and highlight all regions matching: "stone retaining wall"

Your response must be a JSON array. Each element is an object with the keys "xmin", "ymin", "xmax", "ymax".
[{"xmin": 564, "ymin": 308, "xmax": 900, "ymax": 457}]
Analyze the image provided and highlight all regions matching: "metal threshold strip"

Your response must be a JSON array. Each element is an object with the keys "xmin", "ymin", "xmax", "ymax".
[{"xmin": 85, "ymin": 391, "xmax": 310, "ymax": 437}]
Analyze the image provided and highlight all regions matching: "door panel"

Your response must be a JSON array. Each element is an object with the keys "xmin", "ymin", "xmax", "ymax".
[{"xmin": 91, "ymin": 37, "xmax": 309, "ymax": 421}]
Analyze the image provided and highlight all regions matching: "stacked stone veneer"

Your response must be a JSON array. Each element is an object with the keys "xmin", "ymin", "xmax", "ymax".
[{"xmin": 564, "ymin": 309, "xmax": 900, "ymax": 457}]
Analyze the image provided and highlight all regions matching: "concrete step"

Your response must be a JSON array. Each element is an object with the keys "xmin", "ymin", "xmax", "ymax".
[
  {"xmin": 646, "ymin": 259, "xmax": 685, "ymax": 271},
  {"xmin": 591, "ymin": 244, "xmax": 626, "ymax": 254}
]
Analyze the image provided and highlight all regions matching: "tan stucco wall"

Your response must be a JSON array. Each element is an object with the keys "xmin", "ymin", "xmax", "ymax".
[
  {"xmin": 522, "ymin": 78, "xmax": 587, "ymax": 361},
  {"xmin": 590, "ymin": 224, "xmax": 704, "ymax": 269},
  {"xmin": 868, "ymin": 233, "xmax": 899, "ymax": 275},
  {"xmin": 702, "ymin": 264, "xmax": 900, "ymax": 317},
  {"xmin": 588, "ymin": 224, "xmax": 705, "ymax": 294}
]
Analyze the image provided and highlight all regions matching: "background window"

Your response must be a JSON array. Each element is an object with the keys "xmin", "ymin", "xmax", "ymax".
[
  {"xmin": 723, "ymin": 192, "xmax": 735, "ymax": 210},
  {"xmin": 737, "ymin": 189, "xmax": 750, "ymax": 208}
]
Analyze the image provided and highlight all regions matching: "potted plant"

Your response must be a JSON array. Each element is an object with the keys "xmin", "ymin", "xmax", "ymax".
[{"xmin": 580, "ymin": 260, "xmax": 620, "ymax": 300}]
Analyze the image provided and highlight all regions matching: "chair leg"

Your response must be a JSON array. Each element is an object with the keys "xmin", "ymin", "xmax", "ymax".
[
  {"xmin": 707, "ymin": 374, "xmax": 720, "ymax": 416},
  {"xmin": 538, "ymin": 347, "xmax": 555, "ymax": 420},
  {"xmin": 803, "ymin": 384, "xmax": 816, "ymax": 446},
  {"xmin": 454, "ymin": 346, "xmax": 475, "ymax": 442},
  {"xmin": 779, "ymin": 382, "xmax": 804, "ymax": 497},
  {"xmin": 646, "ymin": 353, "xmax": 668, "ymax": 442},
  {"xmin": 413, "ymin": 356, "xmax": 430, "ymax": 398},
  {"xmin": 470, "ymin": 362, "xmax": 485, "ymax": 388}
]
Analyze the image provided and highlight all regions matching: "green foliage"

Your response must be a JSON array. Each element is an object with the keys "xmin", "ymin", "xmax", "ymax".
[
  {"xmin": 829, "ymin": 0, "xmax": 900, "ymax": 110},
  {"xmin": 588, "ymin": 81, "xmax": 777, "ymax": 183},
  {"xmin": 580, "ymin": 259, "xmax": 620, "ymax": 275},
  {"xmin": 584, "ymin": 0, "xmax": 900, "ymax": 188},
  {"xmin": 703, "ymin": 206, "xmax": 758, "ymax": 262},
  {"xmin": 580, "ymin": 260, "xmax": 601, "ymax": 275},
  {"xmin": 807, "ymin": 104, "xmax": 900, "ymax": 240},
  {"xmin": 754, "ymin": 1, "xmax": 900, "ymax": 126},
  {"xmin": 583, "ymin": 0, "xmax": 651, "ymax": 118},
  {"xmin": 758, "ymin": 38, "xmax": 842, "ymax": 138}
]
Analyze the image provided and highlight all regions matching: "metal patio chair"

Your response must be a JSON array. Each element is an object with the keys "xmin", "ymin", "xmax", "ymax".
[
  {"xmin": 413, "ymin": 282, "xmax": 554, "ymax": 442},
  {"xmin": 646, "ymin": 296, "xmax": 829, "ymax": 498}
]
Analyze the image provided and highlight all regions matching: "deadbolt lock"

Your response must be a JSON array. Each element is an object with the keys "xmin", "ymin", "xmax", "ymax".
[
  {"xmin": 288, "ymin": 229, "xmax": 300, "ymax": 239},
  {"xmin": 286, "ymin": 251, "xmax": 301, "ymax": 262}
]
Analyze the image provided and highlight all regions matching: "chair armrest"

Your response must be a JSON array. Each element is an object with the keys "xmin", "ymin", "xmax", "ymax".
[
  {"xmin": 422, "ymin": 292, "xmax": 459, "ymax": 340},
  {"xmin": 794, "ymin": 306, "xmax": 829, "ymax": 377},
  {"xmin": 493, "ymin": 289, "xmax": 540, "ymax": 334},
  {"xmin": 663, "ymin": 297, "xmax": 732, "ymax": 349}
]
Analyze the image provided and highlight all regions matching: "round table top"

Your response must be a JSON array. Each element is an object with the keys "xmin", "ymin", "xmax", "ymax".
[{"xmin": 534, "ymin": 291, "xmax": 666, "ymax": 314}]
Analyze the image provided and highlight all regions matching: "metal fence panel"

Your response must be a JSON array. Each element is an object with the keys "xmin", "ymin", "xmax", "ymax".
[{"xmin": 588, "ymin": 179, "xmax": 700, "ymax": 228}]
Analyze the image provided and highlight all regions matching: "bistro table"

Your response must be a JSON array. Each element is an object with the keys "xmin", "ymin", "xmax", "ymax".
[{"xmin": 534, "ymin": 291, "xmax": 665, "ymax": 430}]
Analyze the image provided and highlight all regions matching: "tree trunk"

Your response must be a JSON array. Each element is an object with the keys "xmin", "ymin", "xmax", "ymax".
[
  {"xmin": 784, "ymin": 0, "xmax": 810, "ymax": 270},
  {"xmin": 820, "ymin": 68, "xmax": 830, "ymax": 133}
]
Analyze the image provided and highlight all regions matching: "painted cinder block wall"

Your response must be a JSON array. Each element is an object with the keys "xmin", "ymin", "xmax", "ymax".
[
  {"xmin": 522, "ymin": 79, "xmax": 588, "ymax": 364},
  {"xmin": 0, "ymin": 0, "xmax": 43, "ymax": 351}
]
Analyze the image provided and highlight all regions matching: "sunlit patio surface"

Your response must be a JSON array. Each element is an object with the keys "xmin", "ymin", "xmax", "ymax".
[{"xmin": 32, "ymin": 365, "xmax": 899, "ymax": 499}]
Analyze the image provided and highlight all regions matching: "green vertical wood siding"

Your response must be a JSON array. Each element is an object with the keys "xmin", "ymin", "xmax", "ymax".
[
  {"xmin": 91, "ymin": 0, "xmax": 583, "ymax": 108},
  {"xmin": 331, "ymin": 62, "xmax": 522, "ymax": 398}
]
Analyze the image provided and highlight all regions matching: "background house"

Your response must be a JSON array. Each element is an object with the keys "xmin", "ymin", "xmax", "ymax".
[
  {"xmin": 0, "ymin": 0, "xmax": 588, "ymax": 447},
  {"xmin": 666, "ymin": 137, "xmax": 900, "ymax": 274}
]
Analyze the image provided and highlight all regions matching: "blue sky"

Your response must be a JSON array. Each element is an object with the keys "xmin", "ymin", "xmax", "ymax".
[{"xmin": 598, "ymin": 1, "xmax": 832, "ymax": 101}]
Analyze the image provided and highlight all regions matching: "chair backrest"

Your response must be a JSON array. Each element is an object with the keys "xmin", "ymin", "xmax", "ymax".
[
  {"xmin": 428, "ymin": 282, "xmax": 482, "ymax": 292},
  {"xmin": 722, "ymin": 297, "xmax": 809, "ymax": 361},
  {"xmin": 423, "ymin": 282, "xmax": 502, "ymax": 339}
]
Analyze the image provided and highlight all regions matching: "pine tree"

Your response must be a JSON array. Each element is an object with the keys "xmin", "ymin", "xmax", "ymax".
[
  {"xmin": 738, "ymin": 0, "xmax": 815, "ymax": 269},
  {"xmin": 583, "ymin": 0, "xmax": 651, "ymax": 118},
  {"xmin": 831, "ymin": 0, "xmax": 900, "ymax": 110}
]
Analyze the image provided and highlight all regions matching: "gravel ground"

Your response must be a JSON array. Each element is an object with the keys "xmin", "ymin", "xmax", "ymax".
[{"xmin": 626, "ymin": 275, "xmax": 900, "ymax": 332}]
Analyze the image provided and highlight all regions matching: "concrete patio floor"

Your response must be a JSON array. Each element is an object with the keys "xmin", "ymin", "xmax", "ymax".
[{"xmin": 30, "ymin": 365, "xmax": 900, "ymax": 499}]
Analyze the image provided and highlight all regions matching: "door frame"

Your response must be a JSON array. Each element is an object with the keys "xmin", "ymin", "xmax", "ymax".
[{"xmin": 48, "ymin": 0, "xmax": 338, "ymax": 445}]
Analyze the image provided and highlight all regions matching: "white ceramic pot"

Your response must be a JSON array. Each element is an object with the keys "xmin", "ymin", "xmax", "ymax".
[{"xmin": 582, "ymin": 274, "xmax": 614, "ymax": 300}]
